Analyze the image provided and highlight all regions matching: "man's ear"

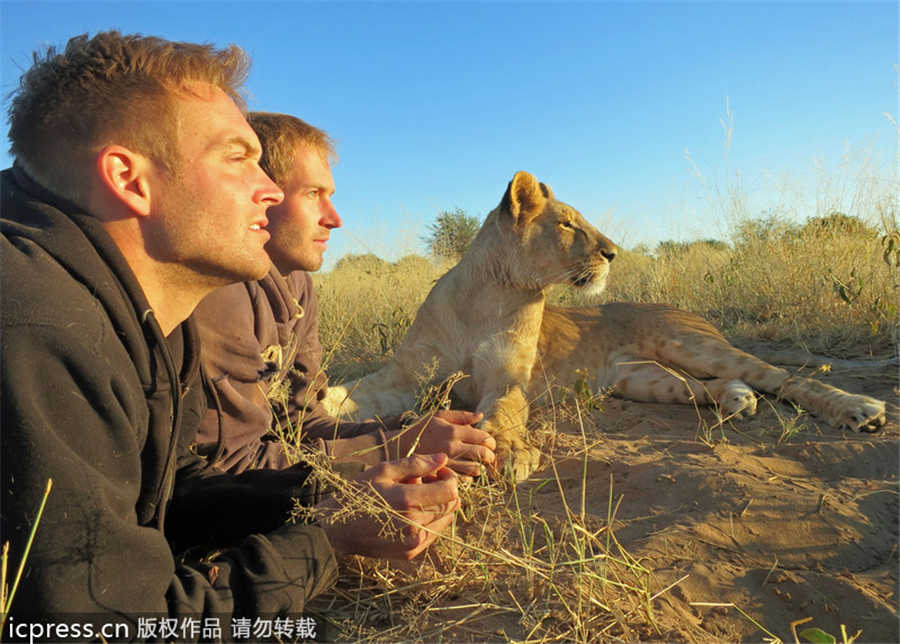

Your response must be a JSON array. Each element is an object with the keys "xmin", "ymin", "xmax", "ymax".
[{"xmin": 95, "ymin": 145, "xmax": 152, "ymax": 216}]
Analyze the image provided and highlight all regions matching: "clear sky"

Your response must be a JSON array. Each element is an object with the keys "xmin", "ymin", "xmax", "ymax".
[{"xmin": 1, "ymin": 1, "xmax": 897, "ymax": 266}]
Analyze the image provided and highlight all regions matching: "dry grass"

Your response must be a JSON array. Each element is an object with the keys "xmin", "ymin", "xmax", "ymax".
[
  {"xmin": 306, "ymin": 472, "xmax": 672, "ymax": 642},
  {"xmin": 313, "ymin": 254, "xmax": 447, "ymax": 382},
  {"xmin": 280, "ymin": 389, "xmax": 689, "ymax": 642},
  {"xmin": 594, "ymin": 221, "xmax": 899, "ymax": 358}
]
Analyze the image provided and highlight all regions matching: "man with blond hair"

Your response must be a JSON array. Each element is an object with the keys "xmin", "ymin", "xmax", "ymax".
[
  {"xmin": 1, "ymin": 31, "xmax": 458, "ymax": 624},
  {"xmin": 192, "ymin": 111, "xmax": 497, "ymax": 477}
]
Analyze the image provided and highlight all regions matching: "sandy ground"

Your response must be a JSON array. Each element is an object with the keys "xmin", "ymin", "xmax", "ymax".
[
  {"xmin": 319, "ymin": 355, "xmax": 898, "ymax": 642},
  {"xmin": 521, "ymin": 362, "xmax": 899, "ymax": 642}
]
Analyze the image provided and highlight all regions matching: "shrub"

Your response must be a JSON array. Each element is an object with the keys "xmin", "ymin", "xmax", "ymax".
[
  {"xmin": 332, "ymin": 253, "xmax": 390, "ymax": 276},
  {"xmin": 423, "ymin": 208, "xmax": 481, "ymax": 261}
]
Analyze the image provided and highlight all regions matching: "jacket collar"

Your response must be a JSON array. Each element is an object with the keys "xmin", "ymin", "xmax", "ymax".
[{"xmin": 11, "ymin": 163, "xmax": 85, "ymax": 215}]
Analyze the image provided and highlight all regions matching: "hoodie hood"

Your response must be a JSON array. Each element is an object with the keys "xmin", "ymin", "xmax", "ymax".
[{"xmin": 1, "ymin": 166, "xmax": 159, "ymax": 389}]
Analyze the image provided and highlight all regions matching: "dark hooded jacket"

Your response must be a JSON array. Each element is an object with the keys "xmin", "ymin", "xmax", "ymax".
[{"xmin": 0, "ymin": 167, "xmax": 337, "ymax": 620}]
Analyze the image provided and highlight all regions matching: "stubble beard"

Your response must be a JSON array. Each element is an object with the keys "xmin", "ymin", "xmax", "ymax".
[
  {"xmin": 153, "ymin": 183, "xmax": 270, "ymax": 290},
  {"xmin": 267, "ymin": 237, "xmax": 325, "ymax": 275}
]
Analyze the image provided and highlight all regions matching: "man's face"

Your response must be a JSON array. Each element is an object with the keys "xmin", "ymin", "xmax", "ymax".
[
  {"xmin": 264, "ymin": 145, "xmax": 341, "ymax": 274},
  {"xmin": 146, "ymin": 84, "xmax": 284, "ymax": 285}
]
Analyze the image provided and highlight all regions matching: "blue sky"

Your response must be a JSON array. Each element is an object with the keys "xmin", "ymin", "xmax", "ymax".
[{"xmin": 1, "ymin": 1, "xmax": 897, "ymax": 266}]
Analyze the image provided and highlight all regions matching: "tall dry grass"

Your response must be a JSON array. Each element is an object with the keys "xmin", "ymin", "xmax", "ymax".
[
  {"xmin": 582, "ymin": 213, "xmax": 898, "ymax": 358},
  {"xmin": 313, "ymin": 254, "xmax": 448, "ymax": 381},
  {"xmin": 278, "ymin": 383, "xmax": 694, "ymax": 642}
]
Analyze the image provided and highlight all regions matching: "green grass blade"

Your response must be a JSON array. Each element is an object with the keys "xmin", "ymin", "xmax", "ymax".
[{"xmin": 2, "ymin": 479, "xmax": 53, "ymax": 617}]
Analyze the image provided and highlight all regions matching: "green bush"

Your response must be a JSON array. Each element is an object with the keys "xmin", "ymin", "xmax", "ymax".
[{"xmin": 423, "ymin": 208, "xmax": 481, "ymax": 261}]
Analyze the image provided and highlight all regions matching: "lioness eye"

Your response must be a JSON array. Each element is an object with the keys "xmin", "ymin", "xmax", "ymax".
[{"xmin": 559, "ymin": 221, "xmax": 574, "ymax": 230}]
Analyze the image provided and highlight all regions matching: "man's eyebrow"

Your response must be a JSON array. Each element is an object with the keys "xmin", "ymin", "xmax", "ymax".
[
  {"xmin": 298, "ymin": 180, "xmax": 335, "ymax": 195},
  {"xmin": 214, "ymin": 135, "xmax": 262, "ymax": 158}
]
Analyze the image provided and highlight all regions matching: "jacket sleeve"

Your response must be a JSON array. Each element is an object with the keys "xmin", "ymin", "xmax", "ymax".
[
  {"xmin": 167, "ymin": 446, "xmax": 321, "ymax": 553},
  {"xmin": 194, "ymin": 271, "xmax": 402, "ymax": 473},
  {"xmin": 1, "ymin": 312, "xmax": 337, "ymax": 619},
  {"xmin": 200, "ymin": 365, "xmax": 302, "ymax": 472}
]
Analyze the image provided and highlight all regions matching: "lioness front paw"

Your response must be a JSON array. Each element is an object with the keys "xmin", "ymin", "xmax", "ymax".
[
  {"xmin": 497, "ymin": 444, "xmax": 541, "ymax": 482},
  {"xmin": 835, "ymin": 396, "xmax": 886, "ymax": 432},
  {"xmin": 718, "ymin": 380, "xmax": 757, "ymax": 418},
  {"xmin": 491, "ymin": 434, "xmax": 540, "ymax": 482}
]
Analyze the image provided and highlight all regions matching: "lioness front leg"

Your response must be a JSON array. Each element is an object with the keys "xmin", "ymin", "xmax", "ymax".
[
  {"xmin": 477, "ymin": 386, "xmax": 540, "ymax": 481},
  {"xmin": 323, "ymin": 362, "xmax": 419, "ymax": 420}
]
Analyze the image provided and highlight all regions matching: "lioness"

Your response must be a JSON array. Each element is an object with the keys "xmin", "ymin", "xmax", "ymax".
[{"xmin": 325, "ymin": 171, "xmax": 887, "ymax": 480}]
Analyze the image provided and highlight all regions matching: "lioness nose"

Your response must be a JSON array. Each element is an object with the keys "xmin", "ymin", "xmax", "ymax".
[{"xmin": 598, "ymin": 235, "xmax": 618, "ymax": 262}]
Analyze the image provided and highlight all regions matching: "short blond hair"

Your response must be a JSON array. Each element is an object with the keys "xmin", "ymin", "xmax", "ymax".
[
  {"xmin": 7, "ymin": 31, "xmax": 250, "ymax": 207},
  {"xmin": 247, "ymin": 112, "xmax": 336, "ymax": 187}
]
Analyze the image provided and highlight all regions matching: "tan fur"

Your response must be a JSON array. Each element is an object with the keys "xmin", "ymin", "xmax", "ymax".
[
  {"xmin": 325, "ymin": 171, "xmax": 617, "ymax": 479},
  {"xmin": 325, "ymin": 172, "xmax": 887, "ymax": 480},
  {"xmin": 535, "ymin": 303, "xmax": 886, "ymax": 434}
]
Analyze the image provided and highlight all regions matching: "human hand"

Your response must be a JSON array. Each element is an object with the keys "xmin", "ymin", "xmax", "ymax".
[
  {"xmin": 318, "ymin": 453, "xmax": 459, "ymax": 560},
  {"xmin": 388, "ymin": 410, "xmax": 495, "ymax": 477}
]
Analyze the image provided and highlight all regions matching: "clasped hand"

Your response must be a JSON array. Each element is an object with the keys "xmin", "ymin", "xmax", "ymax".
[
  {"xmin": 318, "ymin": 453, "xmax": 459, "ymax": 560},
  {"xmin": 386, "ymin": 409, "xmax": 495, "ymax": 478}
]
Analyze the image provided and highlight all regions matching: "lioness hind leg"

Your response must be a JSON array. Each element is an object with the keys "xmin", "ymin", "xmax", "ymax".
[
  {"xmin": 656, "ymin": 334, "xmax": 886, "ymax": 431},
  {"xmin": 654, "ymin": 334, "xmax": 792, "ymax": 393},
  {"xmin": 611, "ymin": 361, "xmax": 758, "ymax": 418},
  {"xmin": 718, "ymin": 380, "xmax": 758, "ymax": 417},
  {"xmin": 779, "ymin": 376, "xmax": 886, "ymax": 432}
]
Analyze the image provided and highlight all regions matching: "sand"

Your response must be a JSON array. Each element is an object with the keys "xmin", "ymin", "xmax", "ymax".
[{"xmin": 522, "ymin": 361, "xmax": 899, "ymax": 642}]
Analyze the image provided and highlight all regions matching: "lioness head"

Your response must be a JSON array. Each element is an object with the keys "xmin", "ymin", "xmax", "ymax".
[{"xmin": 477, "ymin": 170, "xmax": 617, "ymax": 294}]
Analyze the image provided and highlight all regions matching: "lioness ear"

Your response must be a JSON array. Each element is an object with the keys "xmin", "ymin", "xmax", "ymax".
[
  {"xmin": 539, "ymin": 182, "xmax": 554, "ymax": 200},
  {"xmin": 501, "ymin": 171, "xmax": 546, "ymax": 225}
]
